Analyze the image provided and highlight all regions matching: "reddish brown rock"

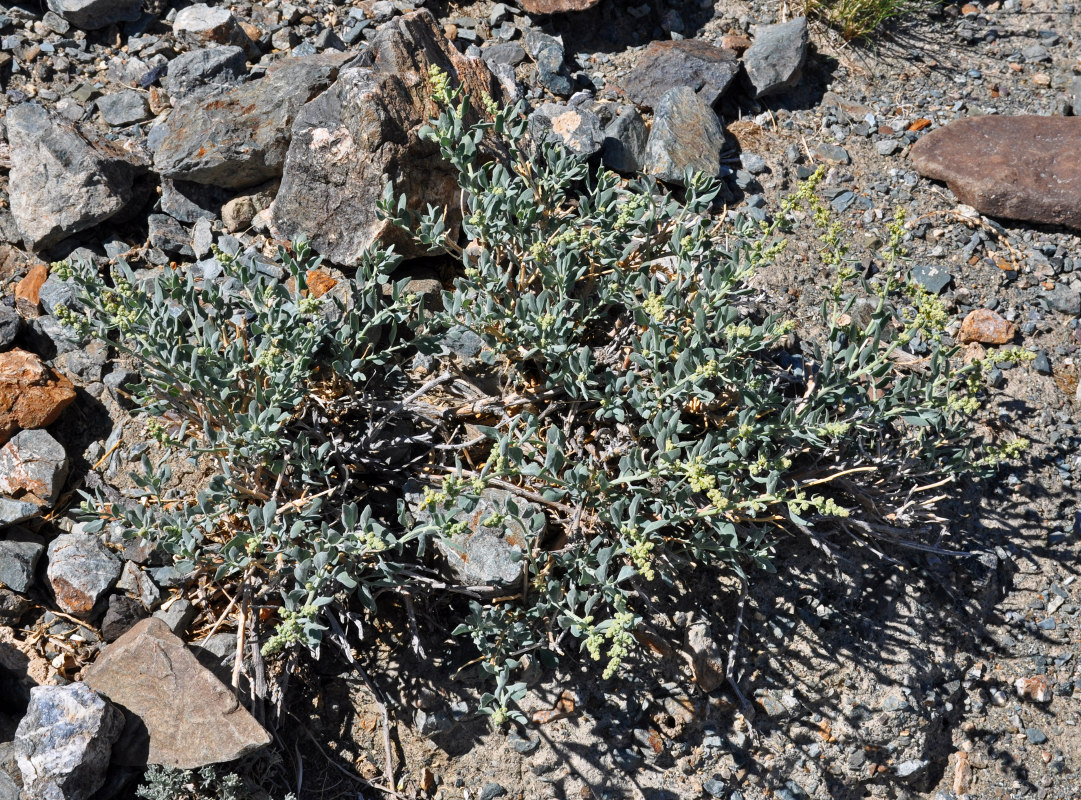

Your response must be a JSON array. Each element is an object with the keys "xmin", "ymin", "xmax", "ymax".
[
  {"xmin": 911, "ymin": 116, "xmax": 1081, "ymax": 230},
  {"xmin": 959, "ymin": 309, "xmax": 1016, "ymax": 345},
  {"xmin": 519, "ymin": 0, "xmax": 602, "ymax": 12},
  {"xmin": 14, "ymin": 263, "xmax": 48, "ymax": 318},
  {"xmin": 0, "ymin": 350, "xmax": 76, "ymax": 445}
]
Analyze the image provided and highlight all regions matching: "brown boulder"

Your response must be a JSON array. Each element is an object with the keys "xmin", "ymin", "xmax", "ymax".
[
  {"xmin": 959, "ymin": 309, "xmax": 1016, "ymax": 345},
  {"xmin": 14, "ymin": 263, "xmax": 47, "ymax": 318},
  {"xmin": 910, "ymin": 116, "xmax": 1081, "ymax": 230},
  {"xmin": 84, "ymin": 617, "xmax": 271, "ymax": 768},
  {"xmin": 0, "ymin": 349, "xmax": 76, "ymax": 445},
  {"xmin": 519, "ymin": 0, "xmax": 602, "ymax": 12}
]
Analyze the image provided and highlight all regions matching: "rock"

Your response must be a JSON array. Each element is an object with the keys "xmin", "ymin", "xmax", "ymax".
[
  {"xmin": 519, "ymin": 0, "xmax": 601, "ymax": 12},
  {"xmin": 0, "ymin": 308, "xmax": 20, "ymax": 351},
  {"xmin": 426, "ymin": 489, "xmax": 540, "ymax": 592},
  {"xmin": 686, "ymin": 621, "xmax": 725, "ymax": 692},
  {"xmin": 895, "ymin": 759, "xmax": 929, "ymax": 781},
  {"xmin": 163, "ymin": 47, "xmax": 248, "ymax": 102},
  {"xmin": 1015, "ymin": 674, "xmax": 1053, "ymax": 703},
  {"xmin": 1044, "ymin": 284, "xmax": 1081, "ymax": 316},
  {"xmin": 910, "ymin": 264, "xmax": 952, "ymax": 294},
  {"xmin": 0, "ymin": 528, "xmax": 44, "ymax": 593},
  {"xmin": 153, "ymin": 52, "xmax": 351, "ymax": 190},
  {"xmin": 602, "ymin": 105, "xmax": 648, "ymax": 173},
  {"xmin": 45, "ymin": 0, "xmax": 141, "ymax": 31},
  {"xmin": 172, "ymin": 4, "xmax": 251, "ymax": 50},
  {"xmin": 6, "ymin": 103, "xmax": 146, "ymax": 251},
  {"xmin": 810, "ymin": 142, "xmax": 850, "ymax": 165},
  {"xmin": 46, "ymin": 533, "xmax": 121, "ymax": 618},
  {"xmin": 0, "ymin": 429, "xmax": 69, "ymax": 507},
  {"xmin": 1033, "ymin": 350, "xmax": 1052, "ymax": 375},
  {"xmin": 911, "ymin": 117, "xmax": 1081, "ymax": 230},
  {"xmin": 523, "ymin": 28, "xmax": 572, "ymax": 97},
  {"xmin": 83, "ymin": 617, "xmax": 271, "ymax": 768},
  {"xmin": 618, "ymin": 40, "xmax": 739, "ymax": 111},
  {"xmin": 529, "ymin": 103, "xmax": 604, "ymax": 158},
  {"xmin": 0, "ymin": 349, "xmax": 77, "ymax": 446},
  {"xmin": 273, "ymin": 10, "xmax": 504, "ymax": 264},
  {"xmin": 644, "ymin": 86, "xmax": 727, "ymax": 185},
  {"xmin": 38, "ymin": 277, "xmax": 78, "ymax": 317},
  {"xmin": 1026, "ymin": 727, "xmax": 1048, "ymax": 745},
  {"xmin": 743, "ymin": 17, "xmax": 809, "ymax": 98},
  {"xmin": 222, "ymin": 197, "xmax": 256, "ymax": 232},
  {"xmin": 152, "ymin": 598, "xmax": 196, "ymax": 636},
  {"xmin": 160, "ymin": 179, "xmax": 230, "ymax": 223},
  {"xmin": 0, "ymin": 587, "xmax": 32, "ymax": 622},
  {"xmin": 100, "ymin": 595, "xmax": 147, "ymax": 642},
  {"xmin": 147, "ymin": 214, "xmax": 192, "ymax": 256},
  {"xmin": 959, "ymin": 309, "xmax": 1016, "ymax": 345},
  {"xmin": 482, "ymin": 41, "xmax": 526, "ymax": 68},
  {"xmin": 96, "ymin": 90, "xmax": 150, "ymax": 127},
  {"xmin": 15, "ymin": 263, "xmax": 48, "ymax": 318},
  {"xmin": 14, "ymin": 683, "xmax": 123, "ymax": 800}
]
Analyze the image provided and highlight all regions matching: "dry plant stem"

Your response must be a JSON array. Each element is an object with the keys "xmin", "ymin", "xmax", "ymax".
[
  {"xmin": 291, "ymin": 715, "xmax": 404, "ymax": 799},
  {"xmin": 727, "ymin": 581, "xmax": 756, "ymax": 738},
  {"xmin": 232, "ymin": 586, "xmax": 247, "ymax": 691},
  {"xmin": 400, "ymin": 590, "xmax": 427, "ymax": 660},
  {"xmin": 248, "ymin": 610, "xmax": 268, "ymax": 726}
]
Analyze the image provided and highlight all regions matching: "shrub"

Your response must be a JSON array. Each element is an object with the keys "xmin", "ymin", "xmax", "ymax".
[
  {"xmin": 62, "ymin": 68, "xmax": 990, "ymax": 724},
  {"xmin": 804, "ymin": 0, "xmax": 926, "ymax": 40}
]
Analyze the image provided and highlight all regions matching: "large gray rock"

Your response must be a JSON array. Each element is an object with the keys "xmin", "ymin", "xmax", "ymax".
[
  {"xmin": 273, "ymin": 10, "xmax": 505, "ymax": 264},
  {"xmin": 171, "ymin": 4, "xmax": 252, "ymax": 50},
  {"xmin": 602, "ymin": 105, "xmax": 648, "ymax": 173},
  {"xmin": 163, "ymin": 46, "xmax": 248, "ymax": 101},
  {"xmin": 0, "ymin": 528, "xmax": 44, "ymax": 594},
  {"xmin": 743, "ymin": 17, "xmax": 809, "ymax": 98},
  {"xmin": 618, "ymin": 39, "xmax": 739, "ymax": 111},
  {"xmin": 0, "ymin": 429, "xmax": 70, "ymax": 507},
  {"xmin": 153, "ymin": 52, "xmax": 351, "ymax": 189},
  {"xmin": 96, "ymin": 90, "xmax": 150, "ymax": 127},
  {"xmin": 644, "ymin": 87, "xmax": 727, "ymax": 185},
  {"xmin": 46, "ymin": 534, "xmax": 121, "ymax": 618},
  {"xmin": 6, "ymin": 104, "xmax": 147, "ymax": 251},
  {"xmin": 529, "ymin": 102, "xmax": 605, "ymax": 158},
  {"xmin": 46, "ymin": 0, "xmax": 141, "ymax": 31},
  {"xmin": 14, "ymin": 683, "xmax": 123, "ymax": 800},
  {"xmin": 84, "ymin": 617, "xmax": 271, "ymax": 768}
]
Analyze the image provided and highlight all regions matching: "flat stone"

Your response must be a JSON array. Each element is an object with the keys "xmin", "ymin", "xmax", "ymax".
[
  {"xmin": 45, "ymin": 0, "xmax": 141, "ymax": 31},
  {"xmin": 959, "ymin": 309, "xmax": 1016, "ymax": 345},
  {"xmin": 519, "ymin": 0, "xmax": 601, "ymax": 12},
  {"xmin": 644, "ymin": 86, "xmax": 727, "ymax": 185},
  {"xmin": 84, "ymin": 617, "xmax": 271, "ymax": 768},
  {"xmin": 0, "ymin": 308, "xmax": 20, "ymax": 350},
  {"xmin": 811, "ymin": 142, "xmax": 850, "ymax": 165},
  {"xmin": 172, "ymin": 4, "xmax": 251, "ymax": 50},
  {"xmin": 160, "ymin": 179, "xmax": 230, "ymax": 223},
  {"xmin": 743, "ymin": 17, "xmax": 808, "ymax": 98},
  {"xmin": 153, "ymin": 52, "xmax": 351, "ymax": 190},
  {"xmin": 96, "ymin": 90, "xmax": 150, "ymax": 126},
  {"xmin": 602, "ymin": 105, "xmax": 648, "ymax": 173},
  {"xmin": 0, "ymin": 429, "xmax": 69, "ymax": 507},
  {"xmin": 273, "ymin": 10, "xmax": 505, "ymax": 264},
  {"xmin": 482, "ymin": 41, "xmax": 526, "ymax": 67},
  {"xmin": 618, "ymin": 39, "xmax": 739, "ymax": 111},
  {"xmin": 6, "ymin": 103, "xmax": 146, "ymax": 251},
  {"xmin": 147, "ymin": 214, "xmax": 192, "ymax": 256},
  {"xmin": 910, "ymin": 264, "xmax": 952, "ymax": 294},
  {"xmin": 1044, "ymin": 284, "xmax": 1081, "ymax": 315},
  {"xmin": 163, "ymin": 46, "xmax": 248, "ymax": 102},
  {"xmin": 0, "ymin": 349, "xmax": 77, "ymax": 446},
  {"xmin": 14, "ymin": 263, "xmax": 48, "ymax": 318},
  {"xmin": 0, "ymin": 528, "xmax": 44, "ymax": 593},
  {"xmin": 1026, "ymin": 727, "xmax": 1048, "ymax": 744},
  {"xmin": 46, "ymin": 533, "xmax": 121, "ymax": 618},
  {"xmin": 911, "ymin": 116, "xmax": 1081, "ymax": 230},
  {"xmin": 529, "ymin": 103, "xmax": 604, "ymax": 158},
  {"xmin": 100, "ymin": 594, "xmax": 147, "ymax": 642},
  {"xmin": 14, "ymin": 683, "xmax": 123, "ymax": 800}
]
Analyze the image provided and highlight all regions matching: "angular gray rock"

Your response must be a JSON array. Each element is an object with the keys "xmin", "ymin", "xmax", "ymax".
[
  {"xmin": 14, "ymin": 683, "xmax": 123, "ymax": 800},
  {"xmin": 602, "ymin": 105, "xmax": 648, "ymax": 173},
  {"xmin": 0, "ymin": 499, "xmax": 42, "ymax": 527},
  {"xmin": 273, "ymin": 10, "xmax": 505, "ymax": 263},
  {"xmin": 0, "ymin": 429, "xmax": 70, "ymax": 507},
  {"xmin": 163, "ymin": 46, "xmax": 248, "ymax": 101},
  {"xmin": 172, "ymin": 4, "xmax": 252, "ymax": 50},
  {"xmin": 46, "ymin": 0, "xmax": 141, "ymax": 31},
  {"xmin": 644, "ymin": 87, "xmax": 727, "ymax": 185},
  {"xmin": 84, "ymin": 617, "xmax": 271, "ymax": 768},
  {"xmin": 153, "ymin": 52, "xmax": 351, "ymax": 190},
  {"xmin": 0, "ymin": 528, "xmax": 44, "ymax": 594},
  {"xmin": 6, "ymin": 104, "xmax": 147, "ymax": 251},
  {"xmin": 743, "ymin": 17, "xmax": 809, "ymax": 98},
  {"xmin": 618, "ymin": 39, "xmax": 739, "ymax": 110},
  {"xmin": 46, "ymin": 533, "xmax": 121, "ymax": 618},
  {"xmin": 529, "ymin": 102, "xmax": 604, "ymax": 158},
  {"xmin": 1045, "ymin": 284, "xmax": 1081, "ymax": 316},
  {"xmin": 96, "ymin": 90, "xmax": 150, "ymax": 127}
]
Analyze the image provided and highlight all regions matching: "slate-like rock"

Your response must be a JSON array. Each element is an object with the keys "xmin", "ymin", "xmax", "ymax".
[
  {"xmin": 523, "ymin": 28, "xmax": 572, "ymax": 97},
  {"xmin": 96, "ymin": 90, "xmax": 150, "ymax": 126},
  {"xmin": 529, "ymin": 103, "xmax": 604, "ymax": 158},
  {"xmin": 153, "ymin": 52, "xmax": 351, "ymax": 190},
  {"xmin": 911, "ymin": 116, "xmax": 1081, "ymax": 230},
  {"xmin": 46, "ymin": 0, "xmax": 141, "ymax": 31},
  {"xmin": 172, "ymin": 4, "xmax": 251, "ymax": 50},
  {"xmin": 274, "ymin": 10, "xmax": 504, "ymax": 264},
  {"xmin": 519, "ymin": 0, "xmax": 602, "ymax": 11},
  {"xmin": 644, "ymin": 86, "xmax": 727, "ymax": 185},
  {"xmin": 163, "ymin": 46, "xmax": 248, "ymax": 101},
  {"xmin": 46, "ymin": 533, "xmax": 121, "ymax": 618},
  {"xmin": 618, "ymin": 40, "xmax": 739, "ymax": 111},
  {"xmin": 159, "ymin": 179, "xmax": 230, "ymax": 223},
  {"xmin": 0, "ymin": 528, "xmax": 44, "ymax": 594},
  {"xmin": 100, "ymin": 595, "xmax": 147, "ymax": 642},
  {"xmin": 0, "ymin": 429, "xmax": 69, "ymax": 507},
  {"xmin": 602, "ymin": 105, "xmax": 648, "ymax": 173},
  {"xmin": 743, "ymin": 17, "xmax": 809, "ymax": 98},
  {"xmin": 84, "ymin": 617, "xmax": 271, "ymax": 768},
  {"xmin": 6, "ymin": 104, "xmax": 146, "ymax": 251},
  {"xmin": 1044, "ymin": 284, "xmax": 1081, "ymax": 316},
  {"xmin": 14, "ymin": 683, "xmax": 123, "ymax": 800},
  {"xmin": 0, "ymin": 349, "xmax": 77, "ymax": 446}
]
